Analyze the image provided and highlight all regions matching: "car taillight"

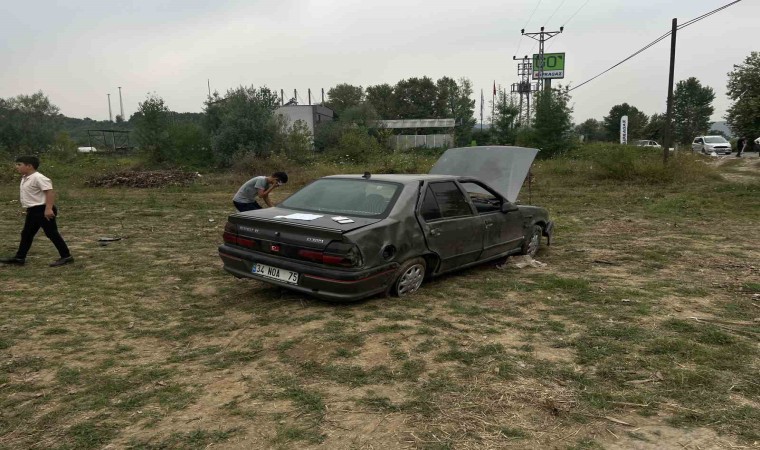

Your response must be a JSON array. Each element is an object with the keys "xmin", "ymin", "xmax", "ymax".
[
  {"xmin": 297, "ymin": 243, "xmax": 362, "ymax": 267},
  {"xmin": 222, "ymin": 222, "xmax": 255, "ymax": 249}
]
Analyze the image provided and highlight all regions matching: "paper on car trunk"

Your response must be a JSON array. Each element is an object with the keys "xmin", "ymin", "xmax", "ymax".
[{"xmin": 429, "ymin": 146, "xmax": 539, "ymax": 202}]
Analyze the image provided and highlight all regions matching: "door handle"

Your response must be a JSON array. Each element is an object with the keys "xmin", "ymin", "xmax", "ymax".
[
  {"xmin": 430, "ymin": 228, "xmax": 441, "ymax": 236},
  {"xmin": 484, "ymin": 221, "xmax": 494, "ymax": 229}
]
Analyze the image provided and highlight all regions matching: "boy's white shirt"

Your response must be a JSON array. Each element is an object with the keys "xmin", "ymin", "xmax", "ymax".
[{"xmin": 20, "ymin": 172, "xmax": 53, "ymax": 208}]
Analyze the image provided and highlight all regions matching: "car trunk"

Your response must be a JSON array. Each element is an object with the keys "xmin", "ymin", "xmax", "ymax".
[{"xmin": 225, "ymin": 207, "xmax": 382, "ymax": 266}]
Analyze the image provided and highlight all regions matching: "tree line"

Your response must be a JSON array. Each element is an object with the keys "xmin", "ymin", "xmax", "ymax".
[{"xmin": 1, "ymin": 51, "xmax": 757, "ymax": 164}]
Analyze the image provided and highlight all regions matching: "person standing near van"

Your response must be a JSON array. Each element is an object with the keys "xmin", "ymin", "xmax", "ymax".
[{"xmin": 1, "ymin": 156, "xmax": 73, "ymax": 267}]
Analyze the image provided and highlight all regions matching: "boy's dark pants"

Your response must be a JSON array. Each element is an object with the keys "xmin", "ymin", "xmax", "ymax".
[{"xmin": 15, "ymin": 205, "xmax": 71, "ymax": 260}]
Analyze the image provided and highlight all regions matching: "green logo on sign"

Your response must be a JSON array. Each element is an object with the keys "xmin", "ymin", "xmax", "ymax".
[{"xmin": 532, "ymin": 53, "xmax": 565, "ymax": 79}]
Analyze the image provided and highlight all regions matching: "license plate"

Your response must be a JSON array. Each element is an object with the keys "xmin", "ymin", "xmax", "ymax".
[{"xmin": 251, "ymin": 262, "xmax": 299, "ymax": 285}]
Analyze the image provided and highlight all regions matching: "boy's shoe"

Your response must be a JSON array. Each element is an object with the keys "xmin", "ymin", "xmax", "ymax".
[
  {"xmin": 0, "ymin": 257, "xmax": 25, "ymax": 265},
  {"xmin": 49, "ymin": 256, "xmax": 74, "ymax": 267}
]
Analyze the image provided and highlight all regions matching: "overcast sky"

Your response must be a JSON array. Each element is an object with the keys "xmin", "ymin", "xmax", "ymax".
[{"xmin": 2, "ymin": 0, "xmax": 757, "ymax": 124}]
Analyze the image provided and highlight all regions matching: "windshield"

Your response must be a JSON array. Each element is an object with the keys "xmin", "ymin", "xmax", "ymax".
[
  {"xmin": 280, "ymin": 179, "xmax": 401, "ymax": 217},
  {"xmin": 704, "ymin": 136, "xmax": 728, "ymax": 144}
]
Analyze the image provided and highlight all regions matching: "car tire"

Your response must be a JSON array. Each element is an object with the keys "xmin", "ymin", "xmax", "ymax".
[
  {"xmin": 521, "ymin": 224, "xmax": 543, "ymax": 257},
  {"xmin": 389, "ymin": 257, "xmax": 426, "ymax": 298}
]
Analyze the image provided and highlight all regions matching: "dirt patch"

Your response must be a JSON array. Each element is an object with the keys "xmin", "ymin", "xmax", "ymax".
[{"xmin": 85, "ymin": 170, "xmax": 200, "ymax": 188}]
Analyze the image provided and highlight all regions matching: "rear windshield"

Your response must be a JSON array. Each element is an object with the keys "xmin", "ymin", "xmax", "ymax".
[
  {"xmin": 704, "ymin": 136, "xmax": 728, "ymax": 143},
  {"xmin": 280, "ymin": 179, "xmax": 401, "ymax": 217}
]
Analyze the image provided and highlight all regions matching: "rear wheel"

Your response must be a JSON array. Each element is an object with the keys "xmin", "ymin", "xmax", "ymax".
[
  {"xmin": 390, "ymin": 257, "xmax": 426, "ymax": 297},
  {"xmin": 521, "ymin": 224, "xmax": 543, "ymax": 257}
]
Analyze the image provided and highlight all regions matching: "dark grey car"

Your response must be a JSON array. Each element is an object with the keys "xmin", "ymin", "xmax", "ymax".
[{"xmin": 219, "ymin": 146, "xmax": 553, "ymax": 302}]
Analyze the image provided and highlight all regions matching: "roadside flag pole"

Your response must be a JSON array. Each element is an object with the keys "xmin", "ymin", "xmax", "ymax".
[{"xmin": 480, "ymin": 89, "xmax": 484, "ymax": 132}]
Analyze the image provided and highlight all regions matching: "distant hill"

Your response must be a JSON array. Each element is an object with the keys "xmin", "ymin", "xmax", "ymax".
[{"xmin": 709, "ymin": 121, "xmax": 733, "ymax": 138}]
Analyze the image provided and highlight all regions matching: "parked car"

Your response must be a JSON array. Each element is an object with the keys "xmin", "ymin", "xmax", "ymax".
[
  {"xmin": 692, "ymin": 136, "xmax": 731, "ymax": 155},
  {"xmin": 635, "ymin": 140, "xmax": 662, "ymax": 149},
  {"xmin": 218, "ymin": 146, "xmax": 554, "ymax": 302}
]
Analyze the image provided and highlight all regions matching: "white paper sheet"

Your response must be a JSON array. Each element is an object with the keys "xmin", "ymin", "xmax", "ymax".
[{"xmin": 273, "ymin": 213, "xmax": 323, "ymax": 221}]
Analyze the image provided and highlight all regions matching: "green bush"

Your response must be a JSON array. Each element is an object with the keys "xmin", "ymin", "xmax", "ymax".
[
  {"xmin": 326, "ymin": 128, "xmax": 386, "ymax": 164},
  {"xmin": 543, "ymin": 143, "xmax": 720, "ymax": 184}
]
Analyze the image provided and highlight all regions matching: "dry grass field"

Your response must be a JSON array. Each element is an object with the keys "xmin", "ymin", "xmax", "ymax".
[{"xmin": 1, "ymin": 152, "xmax": 758, "ymax": 449}]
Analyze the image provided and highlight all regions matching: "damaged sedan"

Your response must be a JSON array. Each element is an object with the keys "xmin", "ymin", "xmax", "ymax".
[{"xmin": 218, "ymin": 146, "xmax": 553, "ymax": 302}]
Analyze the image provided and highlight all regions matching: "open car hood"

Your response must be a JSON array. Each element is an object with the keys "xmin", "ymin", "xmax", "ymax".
[{"xmin": 429, "ymin": 146, "xmax": 539, "ymax": 202}]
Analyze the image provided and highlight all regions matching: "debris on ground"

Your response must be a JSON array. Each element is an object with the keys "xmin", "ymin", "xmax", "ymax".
[
  {"xmin": 85, "ymin": 170, "xmax": 200, "ymax": 188},
  {"xmin": 496, "ymin": 255, "xmax": 547, "ymax": 270}
]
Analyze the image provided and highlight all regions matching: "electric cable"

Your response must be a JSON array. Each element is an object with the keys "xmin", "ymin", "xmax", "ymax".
[
  {"xmin": 545, "ymin": 0, "xmax": 568, "ymax": 26},
  {"xmin": 514, "ymin": 0, "xmax": 544, "ymax": 57},
  {"xmin": 568, "ymin": 0, "xmax": 743, "ymax": 92}
]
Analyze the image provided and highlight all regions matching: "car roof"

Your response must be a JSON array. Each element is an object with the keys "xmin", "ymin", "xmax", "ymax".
[{"xmin": 323, "ymin": 174, "xmax": 454, "ymax": 184}]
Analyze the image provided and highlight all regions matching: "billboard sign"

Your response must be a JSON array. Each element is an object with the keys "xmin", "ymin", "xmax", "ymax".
[
  {"xmin": 620, "ymin": 115, "xmax": 629, "ymax": 144},
  {"xmin": 532, "ymin": 53, "xmax": 565, "ymax": 79}
]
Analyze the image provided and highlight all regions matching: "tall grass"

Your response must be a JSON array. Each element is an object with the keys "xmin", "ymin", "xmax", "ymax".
[{"xmin": 540, "ymin": 143, "xmax": 721, "ymax": 185}]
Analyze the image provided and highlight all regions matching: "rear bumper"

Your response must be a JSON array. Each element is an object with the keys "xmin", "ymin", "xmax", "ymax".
[{"xmin": 218, "ymin": 245, "xmax": 399, "ymax": 302}]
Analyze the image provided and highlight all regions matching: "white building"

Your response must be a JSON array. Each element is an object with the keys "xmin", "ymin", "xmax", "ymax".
[{"xmin": 275, "ymin": 105, "xmax": 334, "ymax": 136}]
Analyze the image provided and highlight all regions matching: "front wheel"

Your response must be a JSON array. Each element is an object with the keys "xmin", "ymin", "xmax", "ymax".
[
  {"xmin": 521, "ymin": 224, "xmax": 543, "ymax": 257},
  {"xmin": 389, "ymin": 257, "xmax": 426, "ymax": 297}
]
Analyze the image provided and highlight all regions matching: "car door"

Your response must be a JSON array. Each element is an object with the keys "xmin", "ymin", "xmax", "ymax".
[
  {"xmin": 418, "ymin": 181, "xmax": 484, "ymax": 273},
  {"xmin": 458, "ymin": 180, "xmax": 524, "ymax": 260},
  {"xmin": 692, "ymin": 138, "xmax": 703, "ymax": 152}
]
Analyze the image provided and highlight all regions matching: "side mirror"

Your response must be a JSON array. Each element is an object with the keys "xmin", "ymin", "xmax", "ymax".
[{"xmin": 501, "ymin": 202, "xmax": 519, "ymax": 213}]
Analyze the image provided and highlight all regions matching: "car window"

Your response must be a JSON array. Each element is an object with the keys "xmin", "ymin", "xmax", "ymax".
[
  {"xmin": 694, "ymin": 138, "xmax": 703, "ymax": 144},
  {"xmin": 704, "ymin": 136, "xmax": 728, "ymax": 144},
  {"xmin": 460, "ymin": 181, "xmax": 502, "ymax": 214},
  {"xmin": 428, "ymin": 182, "xmax": 472, "ymax": 219},
  {"xmin": 279, "ymin": 179, "xmax": 400, "ymax": 217},
  {"xmin": 420, "ymin": 186, "xmax": 442, "ymax": 222}
]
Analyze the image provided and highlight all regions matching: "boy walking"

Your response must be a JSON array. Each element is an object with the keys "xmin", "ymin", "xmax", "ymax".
[
  {"xmin": 233, "ymin": 171, "xmax": 288, "ymax": 212},
  {"xmin": 1, "ymin": 156, "xmax": 73, "ymax": 267}
]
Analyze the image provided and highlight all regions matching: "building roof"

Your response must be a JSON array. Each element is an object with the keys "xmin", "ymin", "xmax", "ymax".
[{"xmin": 376, "ymin": 119, "xmax": 455, "ymax": 129}]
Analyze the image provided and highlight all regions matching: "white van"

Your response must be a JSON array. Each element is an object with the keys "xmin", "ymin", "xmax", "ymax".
[{"xmin": 77, "ymin": 146, "xmax": 98, "ymax": 153}]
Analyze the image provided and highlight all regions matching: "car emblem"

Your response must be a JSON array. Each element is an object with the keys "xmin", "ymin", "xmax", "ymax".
[{"xmin": 271, "ymin": 245, "xmax": 280, "ymax": 252}]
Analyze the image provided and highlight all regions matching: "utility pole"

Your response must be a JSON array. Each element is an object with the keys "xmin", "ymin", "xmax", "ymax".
[
  {"xmin": 118, "ymin": 87, "xmax": 124, "ymax": 121},
  {"xmin": 208, "ymin": 79, "xmax": 211, "ymax": 97},
  {"xmin": 662, "ymin": 18, "xmax": 677, "ymax": 164},
  {"xmin": 294, "ymin": 89, "xmax": 297, "ymax": 105},
  {"xmin": 280, "ymin": 89, "xmax": 284, "ymax": 105},
  {"xmin": 308, "ymin": 88, "xmax": 311, "ymax": 105},
  {"xmin": 107, "ymin": 94, "xmax": 113, "ymax": 122},
  {"xmin": 321, "ymin": 88, "xmax": 325, "ymax": 104},
  {"xmin": 521, "ymin": 26, "xmax": 563, "ymax": 91},
  {"xmin": 511, "ymin": 55, "xmax": 534, "ymax": 126}
]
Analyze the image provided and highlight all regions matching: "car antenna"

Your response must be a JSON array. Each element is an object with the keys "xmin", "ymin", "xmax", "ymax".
[{"xmin": 362, "ymin": 171, "xmax": 371, "ymax": 179}]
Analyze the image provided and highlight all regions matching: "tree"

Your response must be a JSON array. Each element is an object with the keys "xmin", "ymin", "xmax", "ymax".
[
  {"xmin": 134, "ymin": 94, "xmax": 171, "ymax": 163},
  {"xmin": 726, "ymin": 51, "xmax": 760, "ymax": 142},
  {"xmin": 204, "ymin": 85, "xmax": 281, "ymax": 164},
  {"xmin": 673, "ymin": 77, "xmax": 715, "ymax": 144},
  {"xmin": 393, "ymin": 77, "xmax": 438, "ymax": 119},
  {"xmin": 436, "ymin": 77, "xmax": 476, "ymax": 146},
  {"xmin": 530, "ymin": 87, "xmax": 575, "ymax": 156},
  {"xmin": 603, "ymin": 103, "xmax": 649, "ymax": 141},
  {"xmin": 490, "ymin": 91, "xmax": 520, "ymax": 145},
  {"xmin": 575, "ymin": 118, "xmax": 606, "ymax": 142},
  {"xmin": 0, "ymin": 91, "xmax": 61, "ymax": 153},
  {"xmin": 324, "ymin": 84, "xmax": 364, "ymax": 116},
  {"xmin": 366, "ymin": 84, "xmax": 396, "ymax": 119},
  {"xmin": 642, "ymin": 113, "xmax": 666, "ymax": 142}
]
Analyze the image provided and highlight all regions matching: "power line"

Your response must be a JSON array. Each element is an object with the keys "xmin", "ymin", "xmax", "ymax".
[
  {"xmin": 562, "ymin": 0, "xmax": 591, "ymax": 27},
  {"xmin": 544, "ymin": 0, "xmax": 568, "ymax": 26},
  {"xmin": 568, "ymin": 0, "xmax": 743, "ymax": 92},
  {"xmin": 677, "ymin": 0, "xmax": 742, "ymax": 29},
  {"xmin": 514, "ymin": 0, "xmax": 544, "ymax": 57},
  {"xmin": 569, "ymin": 31, "xmax": 672, "ymax": 92}
]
